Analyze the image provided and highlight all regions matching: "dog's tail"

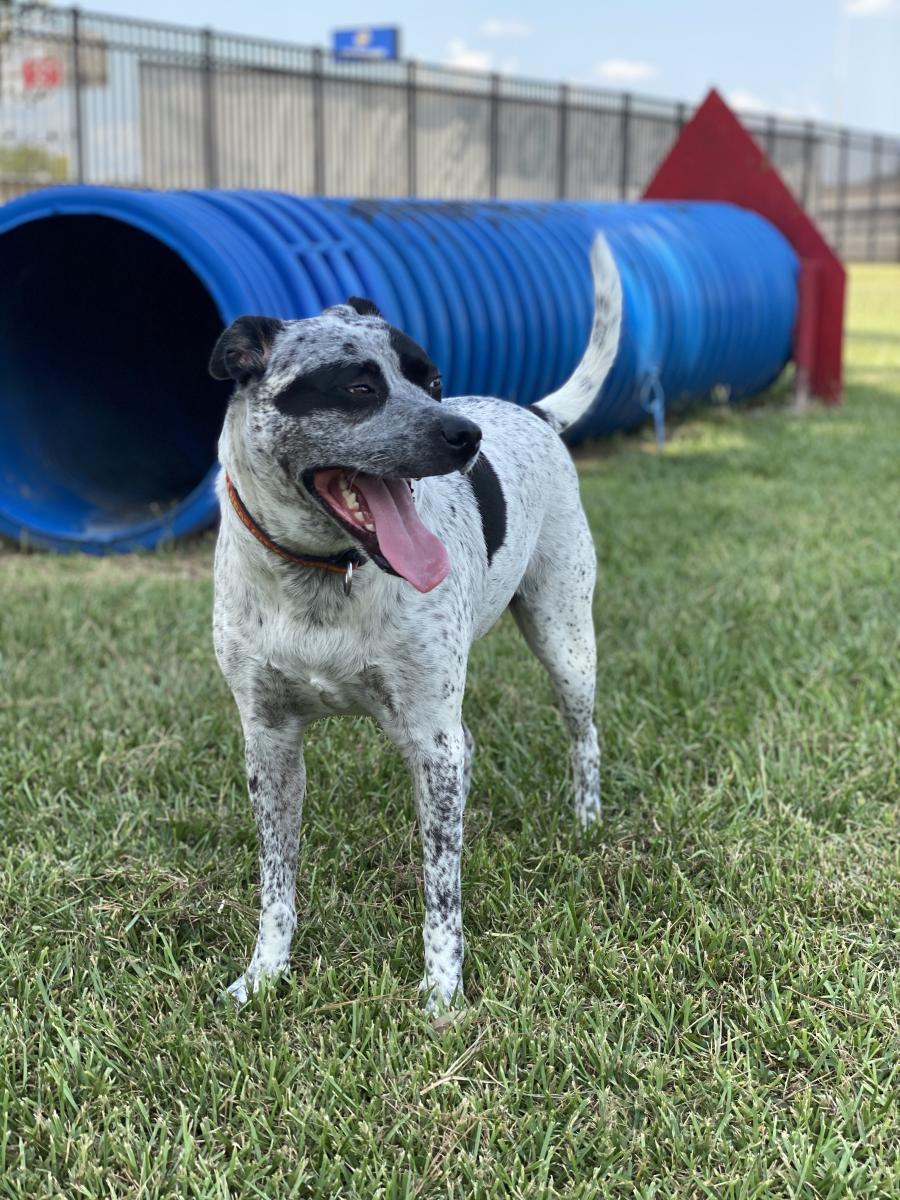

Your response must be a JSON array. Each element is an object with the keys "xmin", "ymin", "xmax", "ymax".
[{"xmin": 532, "ymin": 233, "xmax": 622, "ymax": 433}]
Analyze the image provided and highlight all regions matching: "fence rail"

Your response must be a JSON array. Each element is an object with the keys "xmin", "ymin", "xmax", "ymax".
[{"xmin": 2, "ymin": 3, "xmax": 898, "ymax": 260}]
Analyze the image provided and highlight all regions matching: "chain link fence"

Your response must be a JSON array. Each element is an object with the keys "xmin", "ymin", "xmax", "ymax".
[{"xmin": 2, "ymin": 3, "xmax": 898, "ymax": 260}]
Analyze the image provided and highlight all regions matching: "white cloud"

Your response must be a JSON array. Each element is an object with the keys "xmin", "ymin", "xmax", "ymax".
[
  {"xmin": 594, "ymin": 58, "xmax": 657, "ymax": 84},
  {"xmin": 844, "ymin": 0, "xmax": 896, "ymax": 15},
  {"xmin": 727, "ymin": 89, "xmax": 823, "ymax": 120},
  {"xmin": 480, "ymin": 18, "xmax": 534, "ymax": 37},
  {"xmin": 446, "ymin": 38, "xmax": 493, "ymax": 72},
  {"xmin": 727, "ymin": 88, "xmax": 768, "ymax": 112}
]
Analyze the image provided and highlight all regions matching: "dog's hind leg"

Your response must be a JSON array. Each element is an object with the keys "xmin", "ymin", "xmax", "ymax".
[
  {"xmin": 462, "ymin": 722, "xmax": 475, "ymax": 801},
  {"xmin": 227, "ymin": 712, "xmax": 306, "ymax": 1004},
  {"xmin": 511, "ymin": 531, "xmax": 601, "ymax": 829}
]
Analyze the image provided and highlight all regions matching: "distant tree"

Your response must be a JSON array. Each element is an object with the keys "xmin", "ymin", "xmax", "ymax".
[{"xmin": 0, "ymin": 143, "xmax": 68, "ymax": 181}]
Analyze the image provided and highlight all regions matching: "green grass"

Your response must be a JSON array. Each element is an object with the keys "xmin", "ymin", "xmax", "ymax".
[{"xmin": 1, "ymin": 265, "xmax": 898, "ymax": 1199}]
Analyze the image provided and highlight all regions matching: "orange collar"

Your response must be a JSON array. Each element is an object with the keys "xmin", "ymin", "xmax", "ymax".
[{"xmin": 224, "ymin": 473, "xmax": 364, "ymax": 590}]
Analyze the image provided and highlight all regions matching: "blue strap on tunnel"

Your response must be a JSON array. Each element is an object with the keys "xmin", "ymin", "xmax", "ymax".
[{"xmin": 639, "ymin": 371, "xmax": 667, "ymax": 452}]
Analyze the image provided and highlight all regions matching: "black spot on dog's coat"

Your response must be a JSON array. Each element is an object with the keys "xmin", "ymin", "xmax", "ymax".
[
  {"xmin": 387, "ymin": 326, "xmax": 442, "ymax": 399},
  {"xmin": 526, "ymin": 404, "xmax": 552, "ymax": 424},
  {"xmin": 467, "ymin": 454, "xmax": 506, "ymax": 565}
]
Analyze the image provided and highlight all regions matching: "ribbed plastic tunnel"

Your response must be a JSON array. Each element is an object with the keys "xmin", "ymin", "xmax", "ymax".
[{"xmin": 0, "ymin": 187, "xmax": 798, "ymax": 552}]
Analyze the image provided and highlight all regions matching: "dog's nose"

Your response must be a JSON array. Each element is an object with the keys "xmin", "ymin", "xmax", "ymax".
[{"xmin": 439, "ymin": 414, "xmax": 482, "ymax": 457}]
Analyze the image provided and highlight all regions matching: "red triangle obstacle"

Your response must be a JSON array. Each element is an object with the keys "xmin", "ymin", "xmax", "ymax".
[{"xmin": 643, "ymin": 89, "xmax": 845, "ymax": 404}]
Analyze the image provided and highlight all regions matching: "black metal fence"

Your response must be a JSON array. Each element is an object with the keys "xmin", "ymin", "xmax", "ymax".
[{"xmin": 2, "ymin": 3, "xmax": 899, "ymax": 260}]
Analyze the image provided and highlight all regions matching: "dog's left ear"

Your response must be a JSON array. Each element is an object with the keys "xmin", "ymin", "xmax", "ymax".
[
  {"xmin": 209, "ymin": 316, "xmax": 284, "ymax": 384},
  {"xmin": 346, "ymin": 296, "xmax": 382, "ymax": 318}
]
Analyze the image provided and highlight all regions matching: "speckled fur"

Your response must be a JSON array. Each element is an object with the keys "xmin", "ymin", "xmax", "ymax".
[{"xmin": 213, "ymin": 237, "xmax": 621, "ymax": 1009}]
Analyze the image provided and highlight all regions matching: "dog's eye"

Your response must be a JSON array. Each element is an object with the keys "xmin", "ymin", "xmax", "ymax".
[
  {"xmin": 346, "ymin": 382, "xmax": 374, "ymax": 396},
  {"xmin": 428, "ymin": 376, "xmax": 443, "ymax": 400}
]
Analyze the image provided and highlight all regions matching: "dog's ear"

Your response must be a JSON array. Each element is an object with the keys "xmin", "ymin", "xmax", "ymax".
[
  {"xmin": 346, "ymin": 296, "xmax": 382, "ymax": 319},
  {"xmin": 209, "ymin": 316, "xmax": 284, "ymax": 384}
]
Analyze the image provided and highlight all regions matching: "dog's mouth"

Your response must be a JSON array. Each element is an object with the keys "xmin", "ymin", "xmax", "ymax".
[{"xmin": 304, "ymin": 468, "xmax": 450, "ymax": 593}]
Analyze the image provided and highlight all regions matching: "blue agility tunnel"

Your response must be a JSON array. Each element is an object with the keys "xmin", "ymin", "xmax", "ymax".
[{"xmin": 0, "ymin": 187, "xmax": 798, "ymax": 552}]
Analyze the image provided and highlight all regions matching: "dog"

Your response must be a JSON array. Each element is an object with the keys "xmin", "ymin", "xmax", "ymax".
[{"xmin": 209, "ymin": 235, "xmax": 622, "ymax": 1009}]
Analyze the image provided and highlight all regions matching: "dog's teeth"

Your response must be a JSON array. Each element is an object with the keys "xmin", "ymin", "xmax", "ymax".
[
  {"xmin": 354, "ymin": 511, "xmax": 366, "ymax": 523},
  {"xmin": 340, "ymin": 485, "xmax": 360, "ymax": 510},
  {"xmin": 363, "ymin": 521, "xmax": 375, "ymax": 532}
]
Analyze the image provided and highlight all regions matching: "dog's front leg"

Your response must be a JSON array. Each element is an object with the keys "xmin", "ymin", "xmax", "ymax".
[
  {"xmin": 227, "ymin": 717, "xmax": 305, "ymax": 1004},
  {"xmin": 405, "ymin": 724, "xmax": 468, "ymax": 1011}
]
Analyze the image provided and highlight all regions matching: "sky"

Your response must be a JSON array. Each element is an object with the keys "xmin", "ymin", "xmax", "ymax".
[{"xmin": 59, "ymin": 0, "xmax": 900, "ymax": 134}]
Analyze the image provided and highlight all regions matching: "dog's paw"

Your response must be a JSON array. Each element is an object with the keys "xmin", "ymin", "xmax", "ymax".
[
  {"xmin": 224, "ymin": 962, "xmax": 289, "ymax": 1006},
  {"xmin": 225, "ymin": 973, "xmax": 251, "ymax": 1006}
]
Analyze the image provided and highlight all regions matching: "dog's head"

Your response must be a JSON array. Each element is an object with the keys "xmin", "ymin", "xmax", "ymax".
[{"xmin": 210, "ymin": 298, "xmax": 481, "ymax": 593}]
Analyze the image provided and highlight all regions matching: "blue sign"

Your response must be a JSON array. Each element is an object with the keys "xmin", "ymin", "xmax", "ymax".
[{"xmin": 332, "ymin": 27, "xmax": 401, "ymax": 61}]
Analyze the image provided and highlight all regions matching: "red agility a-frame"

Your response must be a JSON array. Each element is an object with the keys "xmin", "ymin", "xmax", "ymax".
[{"xmin": 643, "ymin": 89, "xmax": 845, "ymax": 405}]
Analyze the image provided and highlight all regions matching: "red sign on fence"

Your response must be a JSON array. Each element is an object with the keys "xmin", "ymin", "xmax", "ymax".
[{"xmin": 22, "ymin": 57, "xmax": 64, "ymax": 90}]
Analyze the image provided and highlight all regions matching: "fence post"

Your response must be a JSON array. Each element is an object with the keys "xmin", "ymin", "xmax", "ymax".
[
  {"xmin": 488, "ymin": 73, "xmax": 500, "ymax": 198},
  {"xmin": 312, "ymin": 46, "xmax": 325, "ymax": 194},
  {"xmin": 675, "ymin": 101, "xmax": 687, "ymax": 133},
  {"xmin": 835, "ymin": 128, "xmax": 850, "ymax": 257},
  {"xmin": 201, "ymin": 27, "xmax": 217, "ymax": 188},
  {"xmin": 406, "ymin": 60, "xmax": 417, "ymax": 197},
  {"xmin": 71, "ymin": 6, "xmax": 84, "ymax": 183},
  {"xmin": 801, "ymin": 120, "xmax": 816, "ymax": 207},
  {"xmin": 765, "ymin": 114, "xmax": 777, "ymax": 159},
  {"xmin": 868, "ymin": 135, "xmax": 882, "ymax": 262},
  {"xmin": 556, "ymin": 82, "xmax": 569, "ymax": 199},
  {"xmin": 619, "ymin": 92, "xmax": 631, "ymax": 200}
]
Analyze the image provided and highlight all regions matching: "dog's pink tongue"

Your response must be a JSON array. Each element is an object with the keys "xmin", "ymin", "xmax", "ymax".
[{"xmin": 355, "ymin": 476, "xmax": 450, "ymax": 593}]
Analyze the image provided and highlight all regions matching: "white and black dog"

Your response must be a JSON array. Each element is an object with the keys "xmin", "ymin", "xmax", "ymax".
[{"xmin": 209, "ymin": 236, "xmax": 622, "ymax": 1009}]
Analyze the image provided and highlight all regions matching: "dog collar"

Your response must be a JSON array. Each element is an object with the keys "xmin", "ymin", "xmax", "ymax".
[{"xmin": 224, "ymin": 473, "xmax": 364, "ymax": 595}]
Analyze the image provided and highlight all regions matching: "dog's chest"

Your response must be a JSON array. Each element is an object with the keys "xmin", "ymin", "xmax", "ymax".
[
  {"xmin": 288, "ymin": 665, "xmax": 358, "ymax": 714},
  {"xmin": 243, "ymin": 606, "xmax": 398, "ymax": 720}
]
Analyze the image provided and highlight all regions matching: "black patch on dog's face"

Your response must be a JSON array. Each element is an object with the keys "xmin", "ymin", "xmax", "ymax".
[
  {"xmin": 388, "ymin": 326, "xmax": 443, "ymax": 401},
  {"xmin": 273, "ymin": 361, "xmax": 389, "ymax": 419},
  {"xmin": 219, "ymin": 305, "xmax": 468, "ymax": 495},
  {"xmin": 467, "ymin": 453, "xmax": 506, "ymax": 565}
]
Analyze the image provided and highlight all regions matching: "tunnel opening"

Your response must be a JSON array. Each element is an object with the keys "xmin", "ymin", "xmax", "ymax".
[{"xmin": 0, "ymin": 214, "xmax": 228, "ymax": 545}]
